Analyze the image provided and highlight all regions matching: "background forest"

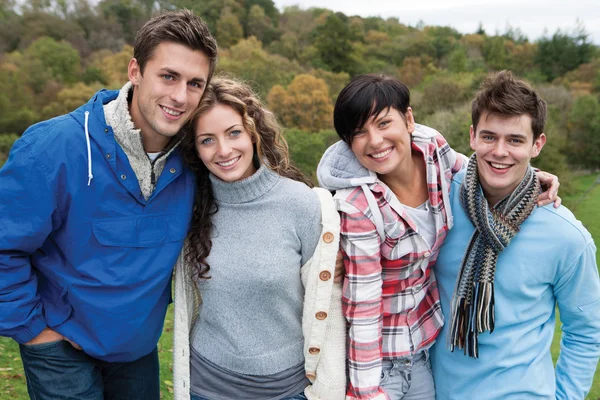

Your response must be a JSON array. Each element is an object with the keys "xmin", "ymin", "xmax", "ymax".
[
  {"xmin": 0, "ymin": 0, "xmax": 599, "ymax": 182},
  {"xmin": 0, "ymin": 0, "xmax": 599, "ymax": 398}
]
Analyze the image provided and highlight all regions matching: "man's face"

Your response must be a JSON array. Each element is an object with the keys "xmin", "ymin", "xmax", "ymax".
[
  {"xmin": 128, "ymin": 41, "xmax": 211, "ymax": 151},
  {"xmin": 470, "ymin": 111, "xmax": 546, "ymax": 206}
]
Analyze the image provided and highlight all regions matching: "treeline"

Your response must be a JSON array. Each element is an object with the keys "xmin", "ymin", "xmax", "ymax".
[{"xmin": 1, "ymin": 0, "xmax": 599, "ymax": 183}]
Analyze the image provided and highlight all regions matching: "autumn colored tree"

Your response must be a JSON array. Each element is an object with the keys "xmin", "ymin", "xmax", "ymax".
[
  {"xmin": 40, "ymin": 82, "xmax": 100, "ymax": 120},
  {"xmin": 267, "ymin": 74, "xmax": 333, "ymax": 131},
  {"xmin": 218, "ymin": 37, "xmax": 302, "ymax": 94}
]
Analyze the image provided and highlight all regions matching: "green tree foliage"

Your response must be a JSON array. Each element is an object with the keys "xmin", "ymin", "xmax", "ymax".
[
  {"xmin": 0, "ymin": 63, "xmax": 37, "ymax": 134},
  {"xmin": 313, "ymin": 12, "xmax": 357, "ymax": 74},
  {"xmin": 20, "ymin": 37, "xmax": 81, "ymax": 91},
  {"xmin": 417, "ymin": 73, "xmax": 475, "ymax": 116},
  {"xmin": 0, "ymin": 133, "xmax": 20, "ymax": 167},
  {"xmin": 0, "ymin": 0, "xmax": 23, "ymax": 53},
  {"xmin": 246, "ymin": 5, "xmax": 279, "ymax": 45},
  {"xmin": 284, "ymin": 129, "xmax": 338, "ymax": 182},
  {"xmin": 216, "ymin": 6, "xmax": 244, "ymax": 48},
  {"xmin": 98, "ymin": 0, "xmax": 149, "ymax": 44},
  {"xmin": 420, "ymin": 104, "xmax": 472, "ymax": 156},
  {"xmin": 0, "ymin": 0, "xmax": 598, "ymax": 183},
  {"xmin": 566, "ymin": 95, "xmax": 600, "ymax": 170},
  {"xmin": 536, "ymin": 26, "xmax": 595, "ymax": 82}
]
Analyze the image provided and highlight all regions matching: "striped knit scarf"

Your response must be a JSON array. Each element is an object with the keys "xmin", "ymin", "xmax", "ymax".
[{"xmin": 448, "ymin": 154, "xmax": 540, "ymax": 358}]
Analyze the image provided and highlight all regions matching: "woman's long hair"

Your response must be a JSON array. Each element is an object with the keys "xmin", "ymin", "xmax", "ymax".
[{"xmin": 181, "ymin": 75, "xmax": 312, "ymax": 280}]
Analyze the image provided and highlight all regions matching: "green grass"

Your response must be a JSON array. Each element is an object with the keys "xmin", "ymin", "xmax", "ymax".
[{"xmin": 1, "ymin": 174, "xmax": 599, "ymax": 399}]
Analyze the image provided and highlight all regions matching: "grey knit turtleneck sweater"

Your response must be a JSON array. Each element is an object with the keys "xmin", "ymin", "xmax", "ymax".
[{"xmin": 191, "ymin": 165, "xmax": 321, "ymax": 375}]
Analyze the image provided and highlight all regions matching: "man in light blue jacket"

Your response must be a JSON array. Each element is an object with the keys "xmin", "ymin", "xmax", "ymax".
[
  {"xmin": 0, "ymin": 10, "xmax": 217, "ymax": 400},
  {"xmin": 431, "ymin": 71, "xmax": 600, "ymax": 399}
]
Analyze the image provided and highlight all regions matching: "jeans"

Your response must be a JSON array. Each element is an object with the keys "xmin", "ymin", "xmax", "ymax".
[
  {"xmin": 380, "ymin": 350, "xmax": 435, "ymax": 400},
  {"xmin": 191, "ymin": 391, "xmax": 308, "ymax": 400},
  {"xmin": 19, "ymin": 340, "xmax": 160, "ymax": 400}
]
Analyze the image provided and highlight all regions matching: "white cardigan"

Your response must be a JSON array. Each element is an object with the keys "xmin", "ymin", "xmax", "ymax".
[{"xmin": 173, "ymin": 187, "xmax": 346, "ymax": 400}]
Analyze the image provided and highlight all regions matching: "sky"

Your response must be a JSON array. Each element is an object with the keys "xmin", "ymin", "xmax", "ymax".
[{"xmin": 273, "ymin": 0, "xmax": 600, "ymax": 44}]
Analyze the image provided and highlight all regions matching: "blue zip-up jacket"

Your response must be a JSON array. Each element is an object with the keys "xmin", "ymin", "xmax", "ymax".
[
  {"xmin": 0, "ymin": 89, "xmax": 195, "ymax": 362},
  {"xmin": 431, "ymin": 168, "xmax": 600, "ymax": 399}
]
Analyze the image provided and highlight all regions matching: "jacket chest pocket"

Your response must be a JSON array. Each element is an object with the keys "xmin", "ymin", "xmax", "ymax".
[{"xmin": 92, "ymin": 214, "xmax": 188, "ymax": 248}]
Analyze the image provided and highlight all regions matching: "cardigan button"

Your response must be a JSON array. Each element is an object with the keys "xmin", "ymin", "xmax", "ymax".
[
  {"xmin": 308, "ymin": 347, "xmax": 320, "ymax": 355},
  {"xmin": 322, "ymin": 232, "xmax": 334, "ymax": 243},
  {"xmin": 424, "ymin": 251, "xmax": 431, "ymax": 258},
  {"xmin": 319, "ymin": 271, "xmax": 332, "ymax": 281},
  {"xmin": 315, "ymin": 311, "xmax": 327, "ymax": 320}
]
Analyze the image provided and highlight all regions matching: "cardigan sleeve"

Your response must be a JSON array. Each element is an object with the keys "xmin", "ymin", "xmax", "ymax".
[{"xmin": 302, "ymin": 188, "xmax": 346, "ymax": 400}]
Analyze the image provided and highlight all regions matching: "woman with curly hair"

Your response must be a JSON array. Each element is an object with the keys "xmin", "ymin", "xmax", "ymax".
[{"xmin": 171, "ymin": 76, "xmax": 346, "ymax": 400}]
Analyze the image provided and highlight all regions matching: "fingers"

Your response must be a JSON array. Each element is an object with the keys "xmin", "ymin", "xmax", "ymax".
[
  {"xmin": 333, "ymin": 250, "xmax": 345, "ymax": 284},
  {"xmin": 553, "ymin": 195, "xmax": 562, "ymax": 209},
  {"xmin": 65, "ymin": 338, "xmax": 82, "ymax": 350}
]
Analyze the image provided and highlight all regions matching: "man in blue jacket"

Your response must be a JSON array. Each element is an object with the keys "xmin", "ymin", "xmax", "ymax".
[
  {"xmin": 431, "ymin": 71, "xmax": 600, "ymax": 399},
  {"xmin": 0, "ymin": 10, "xmax": 217, "ymax": 400}
]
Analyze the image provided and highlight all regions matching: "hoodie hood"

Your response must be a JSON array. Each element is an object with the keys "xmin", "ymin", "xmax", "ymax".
[
  {"xmin": 317, "ymin": 124, "xmax": 440, "ymax": 191},
  {"xmin": 317, "ymin": 140, "xmax": 377, "ymax": 191}
]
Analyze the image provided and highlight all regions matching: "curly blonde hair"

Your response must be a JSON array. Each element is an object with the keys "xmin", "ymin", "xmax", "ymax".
[{"xmin": 181, "ymin": 75, "xmax": 312, "ymax": 280}]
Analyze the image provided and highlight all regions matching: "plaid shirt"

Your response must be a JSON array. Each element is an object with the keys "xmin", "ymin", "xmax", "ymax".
[{"xmin": 334, "ymin": 130, "xmax": 464, "ymax": 399}]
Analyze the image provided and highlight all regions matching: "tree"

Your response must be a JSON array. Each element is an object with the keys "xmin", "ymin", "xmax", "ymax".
[
  {"xmin": 536, "ymin": 24, "xmax": 595, "ymax": 82},
  {"xmin": 40, "ymin": 82, "xmax": 100, "ymax": 120},
  {"xmin": 313, "ymin": 12, "xmax": 357, "ymax": 74},
  {"xmin": 246, "ymin": 4, "xmax": 279, "ymax": 45},
  {"xmin": 267, "ymin": 74, "xmax": 333, "ymax": 131},
  {"xmin": 88, "ymin": 45, "xmax": 132, "ymax": 89},
  {"xmin": 19, "ymin": 36, "xmax": 81, "ymax": 92},
  {"xmin": 566, "ymin": 95, "xmax": 600, "ymax": 170},
  {"xmin": 216, "ymin": 6, "xmax": 244, "ymax": 48},
  {"xmin": 0, "ymin": 62, "xmax": 38, "ymax": 134},
  {"xmin": 284, "ymin": 129, "xmax": 338, "ymax": 182},
  {"xmin": 218, "ymin": 37, "xmax": 303, "ymax": 95}
]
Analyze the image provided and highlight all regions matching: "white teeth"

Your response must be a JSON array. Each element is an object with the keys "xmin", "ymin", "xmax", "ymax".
[
  {"xmin": 217, "ymin": 157, "xmax": 239, "ymax": 167},
  {"xmin": 371, "ymin": 148, "xmax": 392, "ymax": 159},
  {"xmin": 161, "ymin": 106, "xmax": 182, "ymax": 116},
  {"xmin": 491, "ymin": 162, "xmax": 510, "ymax": 169}
]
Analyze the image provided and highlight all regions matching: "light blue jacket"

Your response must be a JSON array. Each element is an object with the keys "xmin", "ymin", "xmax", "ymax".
[
  {"xmin": 431, "ymin": 168, "xmax": 600, "ymax": 399},
  {"xmin": 0, "ymin": 89, "xmax": 195, "ymax": 362}
]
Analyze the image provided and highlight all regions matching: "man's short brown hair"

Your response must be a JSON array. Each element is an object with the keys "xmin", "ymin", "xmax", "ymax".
[
  {"xmin": 472, "ymin": 70, "xmax": 547, "ymax": 140},
  {"xmin": 133, "ymin": 9, "xmax": 218, "ymax": 83}
]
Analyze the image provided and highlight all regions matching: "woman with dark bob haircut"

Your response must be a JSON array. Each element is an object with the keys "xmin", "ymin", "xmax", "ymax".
[{"xmin": 317, "ymin": 74, "xmax": 559, "ymax": 400}]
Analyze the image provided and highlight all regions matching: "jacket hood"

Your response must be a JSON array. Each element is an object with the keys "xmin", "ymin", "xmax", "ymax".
[
  {"xmin": 317, "ymin": 124, "xmax": 439, "ymax": 191},
  {"xmin": 70, "ymin": 89, "xmax": 119, "ymax": 128},
  {"xmin": 317, "ymin": 140, "xmax": 376, "ymax": 191}
]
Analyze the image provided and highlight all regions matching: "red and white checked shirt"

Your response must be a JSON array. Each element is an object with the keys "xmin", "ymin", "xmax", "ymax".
[{"xmin": 334, "ymin": 129, "xmax": 465, "ymax": 399}]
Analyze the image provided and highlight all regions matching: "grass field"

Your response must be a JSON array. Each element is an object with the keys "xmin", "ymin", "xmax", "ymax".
[{"xmin": 1, "ymin": 174, "xmax": 599, "ymax": 399}]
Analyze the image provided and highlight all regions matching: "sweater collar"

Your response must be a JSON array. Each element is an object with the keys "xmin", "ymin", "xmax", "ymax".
[{"xmin": 209, "ymin": 164, "xmax": 279, "ymax": 204}]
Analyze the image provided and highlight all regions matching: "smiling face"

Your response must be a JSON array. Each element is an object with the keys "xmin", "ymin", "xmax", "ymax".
[
  {"xmin": 128, "ymin": 41, "xmax": 211, "ymax": 152},
  {"xmin": 194, "ymin": 104, "xmax": 257, "ymax": 182},
  {"xmin": 350, "ymin": 106, "xmax": 415, "ymax": 176},
  {"xmin": 470, "ymin": 111, "xmax": 546, "ymax": 205}
]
